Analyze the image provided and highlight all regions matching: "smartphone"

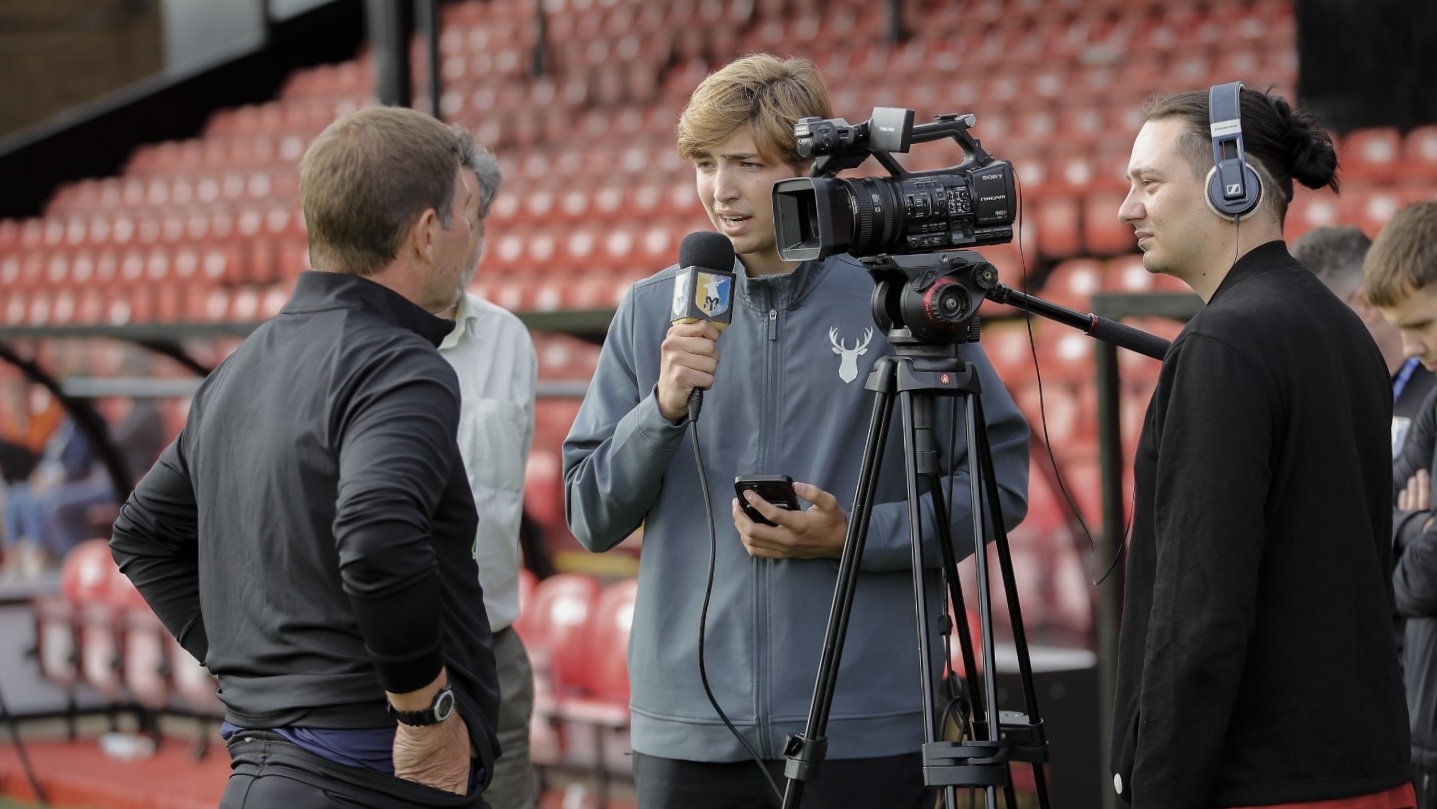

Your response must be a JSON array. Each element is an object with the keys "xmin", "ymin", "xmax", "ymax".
[{"xmin": 734, "ymin": 474, "xmax": 800, "ymax": 526}]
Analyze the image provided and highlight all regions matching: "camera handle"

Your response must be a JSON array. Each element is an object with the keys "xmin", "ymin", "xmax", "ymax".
[{"xmin": 780, "ymin": 346, "xmax": 1051, "ymax": 809}]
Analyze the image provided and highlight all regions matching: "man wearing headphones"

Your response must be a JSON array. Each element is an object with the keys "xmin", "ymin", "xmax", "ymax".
[{"xmin": 1109, "ymin": 83, "xmax": 1414, "ymax": 808}]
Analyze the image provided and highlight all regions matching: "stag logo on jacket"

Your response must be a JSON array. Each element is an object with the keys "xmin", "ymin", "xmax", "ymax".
[{"xmin": 830, "ymin": 327, "xmax": 873, "ymax": 384}]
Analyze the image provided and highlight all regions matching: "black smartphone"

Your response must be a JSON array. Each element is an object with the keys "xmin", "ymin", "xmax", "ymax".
[{"xmin": 734, "ymin": 474, "xmax": 800, "ymax": 526}]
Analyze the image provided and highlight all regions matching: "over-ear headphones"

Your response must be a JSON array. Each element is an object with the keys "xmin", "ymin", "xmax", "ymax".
[{"xmin": 1206, "ymin": 81, "xmax": 1262, "ymax": 222}]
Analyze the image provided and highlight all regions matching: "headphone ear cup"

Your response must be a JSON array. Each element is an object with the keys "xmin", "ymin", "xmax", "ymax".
[{"xmin": 1205, "ymin": 164, "xmax": 1263, "ymax": 221}]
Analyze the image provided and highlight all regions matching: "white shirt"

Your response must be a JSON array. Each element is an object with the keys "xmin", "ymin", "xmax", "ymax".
[{"xmin": 438, "ymin": 292, "xmax": 537, "ymax": 631}]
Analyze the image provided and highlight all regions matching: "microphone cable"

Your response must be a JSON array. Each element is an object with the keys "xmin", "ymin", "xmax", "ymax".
[
  {"xmin": 686, "ymin": 411, "xmax": 785, "ymax": 804},
  {"xmin": 1010, "ymin": 171, "xmax": 1133, "ymax": 588}
]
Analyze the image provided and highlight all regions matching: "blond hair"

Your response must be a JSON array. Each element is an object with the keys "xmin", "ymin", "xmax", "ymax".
[
  {"xmin": 676, "ymin": 54, "xmax": 833, "ymax": 167},
  {"xmin": 1364, "ymin": 201, "xmax": 1437, "ymax": 307}
]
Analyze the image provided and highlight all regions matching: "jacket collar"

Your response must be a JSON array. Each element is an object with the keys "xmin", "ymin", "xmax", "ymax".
[
  {"xmin": 735, "ymin": 256, "xmax": 831, "ymax": 312},
  {"xmin": 1209, "ymin": 240, "xmax": 1298, "ymax": 303},
  {"xmin": 283, "ymin": 270, "xmax": 455, "ymax": 348}
]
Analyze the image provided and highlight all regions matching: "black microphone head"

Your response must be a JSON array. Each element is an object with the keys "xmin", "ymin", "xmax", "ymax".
[
  {"xmin": 672, "ymin": 231, "xmax": 737, "ymax": 327},
  {"xmin": 679, "ymin": 231, "xmax": 736, "ymax": 273}
]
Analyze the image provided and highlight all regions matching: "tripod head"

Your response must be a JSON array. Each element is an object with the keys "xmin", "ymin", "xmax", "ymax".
[
  {"xmin": 864, "ymin": 251, "xmax": 997, "ymax": 347},
  {"xmin": 864, "ymin": 250, "xmax": 1173, "ymax": 361}
]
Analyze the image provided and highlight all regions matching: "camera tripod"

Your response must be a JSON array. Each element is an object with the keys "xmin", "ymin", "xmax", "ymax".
[{"xmin": 780, "ymin": 334, "xmax": 1050, "ymax": 809}]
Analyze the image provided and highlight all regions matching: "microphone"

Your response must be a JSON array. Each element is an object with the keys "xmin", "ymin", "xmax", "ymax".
[{"xmin": 671, "ymin": 231, "xmax": 736, "ymax": 422}]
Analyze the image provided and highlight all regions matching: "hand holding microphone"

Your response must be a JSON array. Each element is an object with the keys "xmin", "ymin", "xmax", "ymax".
[{"xmin": 660, "ymin": 232, "xmax": 735, "ymax": 423}]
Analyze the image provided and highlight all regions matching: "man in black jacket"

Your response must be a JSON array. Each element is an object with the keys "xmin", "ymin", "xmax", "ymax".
[
  {"xmin": 110, "ymin": 106, "xmax": 501, "ymax": 808},
  {"xmin": 1110, "ymin": 83, "xmax": 1413, "ymax": 808},
  {"xmin": 1364, "ymin": 200, "xmax": 1437, "ymax": 809}
]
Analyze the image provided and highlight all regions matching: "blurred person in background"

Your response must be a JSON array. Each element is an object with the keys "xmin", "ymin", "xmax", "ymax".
[
  {"xmin": 431, "ymin": 133, "xmax": 540, "ymax": 809},
  {"xmin": 1292, "ymin": 224, "xmax": 1434, "ymax": 456},
  {"xmin": 1294, "ymin": 223, "xmax": 1437, "ymax": 681},
  {"xmin": 1364, "ymin": 200, "xmax": 1437, "ymax": 809}
]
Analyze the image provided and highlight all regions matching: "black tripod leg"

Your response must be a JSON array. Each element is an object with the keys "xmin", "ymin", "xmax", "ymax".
[
  {"xmin": 957, "ymin": 389, "xmax": 1006, "ymax": 809},
  {"xmin": 897, "ymin": 389, "xmax": 952, "ymax": 808},
  {"xmin": 973, "ymin": 396, "xmax": 1052, "ymax": 808},
  {"xmin": 929, "ymin": 469, "xmax": 989, "ymax": 792},
  {"xmin": 781, "ymin": 358, "xmax": 899, "ymax": 809},
  {"xmin": 931, "ymin": 447, "xmax": 984, "ymax": 746}
]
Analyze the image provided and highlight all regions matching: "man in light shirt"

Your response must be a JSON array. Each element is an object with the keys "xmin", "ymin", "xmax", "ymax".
[{"xmin": 434, "ymin": 148, "xmax": 540, "ymax": 809}]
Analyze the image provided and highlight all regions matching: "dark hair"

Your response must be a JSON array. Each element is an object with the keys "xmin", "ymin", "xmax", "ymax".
[
  {"xmin": 301, "ymin": 106, "xmax": 490, "ymax": 277},
  {"xmin": 1141, "ymin": 86, "xmax": 1339, "ymax": 224},
  {"xmin": 1290, "ymin": 225, "xmax": 1371, "ymax": 300},
  {"xmin": 1364, "ymin": 201, "xmax": 1437, "ymax": 307}
]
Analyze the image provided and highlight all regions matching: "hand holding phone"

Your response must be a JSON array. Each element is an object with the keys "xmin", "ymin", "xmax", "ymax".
[{"xmin": 734, "ymin": 474, "xmax": 800, "ymax": 527}]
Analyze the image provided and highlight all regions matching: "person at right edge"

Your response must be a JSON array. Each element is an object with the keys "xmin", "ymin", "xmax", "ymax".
[
  {"xmin": 1291, "ymin": 224, "xmax": 1435, "ymax": 458},
  {"xmin": 1110, "ymin": 83, "xmax": 1413, "ymax": 808},
  {"xmin": 1364, "ymin": 200, "xmax": 1437, "ymax": 809},
  {"xmin": 110, "ymin": 106, "xmax": 500, "ymax": 808},
  {"xmin": 1292, "ymin": 224, "xmax": 1435, "ymax": 676},
  {"xmin": 563, "ymin": 54, "xmax": 1030, "ymax": 808}
]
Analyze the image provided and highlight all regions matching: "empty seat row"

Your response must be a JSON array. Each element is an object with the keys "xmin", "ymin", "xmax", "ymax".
[
  {"xmin": 3, "ymin": 281, "xmax": 291, "ymax": 328},
  {"xmin": 513, "ymin": 571, "xmax": 638, "ymax": 802},
  {"xmin": 32, "ymin": 539, "xmax": 224, "ymax": 755},
  {"xmin": 2, "ymin": 238, "xmax": 307, "ymax": 291}
]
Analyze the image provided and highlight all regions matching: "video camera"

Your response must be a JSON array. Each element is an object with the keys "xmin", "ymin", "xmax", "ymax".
[{"xmin": 772, "ymin": 107, "xmax": 1017, "ymax": 263}]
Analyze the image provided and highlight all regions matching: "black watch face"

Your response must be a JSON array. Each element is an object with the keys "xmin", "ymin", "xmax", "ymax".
[{"xmin": 434, "ymin": 688, "xmax": 455, "ymax": 721}]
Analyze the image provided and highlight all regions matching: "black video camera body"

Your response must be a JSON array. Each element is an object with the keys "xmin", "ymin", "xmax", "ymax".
[{"xmin": 773, "ymin": 107, "xmax": 1017, "ymax": 262}]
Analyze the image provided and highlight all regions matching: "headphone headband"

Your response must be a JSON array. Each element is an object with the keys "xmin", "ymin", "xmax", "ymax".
[{"xmin": 1205, "ymin": 81, "xmax": 1261, "ymax": 221}]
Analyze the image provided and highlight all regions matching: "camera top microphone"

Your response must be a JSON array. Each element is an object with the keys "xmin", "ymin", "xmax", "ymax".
[{"xmin": 672, "ymin": 231, "xmax": 736, "ymax": 330}]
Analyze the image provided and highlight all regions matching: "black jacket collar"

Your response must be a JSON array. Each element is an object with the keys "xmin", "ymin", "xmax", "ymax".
[
  {"xmin": 1210, "ymin": 240, "xmax": 1298, "ymax": 302},
  {"xmin": 283, "ymin": 270, "xmax": 455, "ymax": 348}
]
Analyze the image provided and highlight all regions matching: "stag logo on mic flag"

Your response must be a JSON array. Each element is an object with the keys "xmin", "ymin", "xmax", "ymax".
[{"xmin": 694, "ymin": 271, "xmax": 732, "ymax": 319}]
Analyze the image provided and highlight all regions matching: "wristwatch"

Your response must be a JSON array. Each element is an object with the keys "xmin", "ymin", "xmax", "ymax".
[{"xmin": 388, "ymin": 685, "xmax": 456, "ymax": 727}]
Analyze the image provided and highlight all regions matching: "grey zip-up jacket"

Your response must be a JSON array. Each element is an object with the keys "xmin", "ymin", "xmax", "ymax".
[{"xmin": 562, "ymin": 253, "xmax": 1029, "ymax": 762}]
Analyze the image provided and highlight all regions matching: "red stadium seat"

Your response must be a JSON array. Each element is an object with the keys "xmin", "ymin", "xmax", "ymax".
[
  {"xmin": 1103, "ymin": 253, "xmax": 1192, "ymax": 296},
  {"xmin": 111, "ymin": 570, "xmax": 171, "ymax": 712},
  {"xmin": 525, "ymin": 572, "xmax": 603, "ymax": 779},
  {"xmin": 1346, "ymin": 189, "xmax": 1405, "ymax": 238},
  {"xmin": 31, "ymin": 539, "xmax": 118, "ymax": 736},
  {"xmin": 1340, "ymin": 128, "xmax": 1402, "ymax": 186},
  {"xmin": 982, "ymin": 322, "xmax": 1037, "ymax": 383},
  {"xmin": 1286, "ymin": 188, "xmax": 1343, "ymax": 241},
  {"xmin": 75, "ymin": 553, "xmax": 129, "ymax": 705},
  {"xmin": 551, "ymin": 578, "xmax": 638, "ymax": 803},
  {"xmin": 1031, "ymin": 196, "xmax": 1082, "ymax": 259},
  {"xmin": 523, "ymin": 449, "xmax": 566, "ymax": 539},
  {"xmin": 1042, "ymin": 259, "xmax": 1105, "ymax": 311},
  {"xmin": 1401, "ymin": 126, "xmax": 1437, "ymax": 184},
  {"xmin": 523, "ymin": 573, "xmax": 601, "ymax": 695},
  {"xmin": 1081, "ymin": 193, "xmax": 1134, "ymax": 256}
]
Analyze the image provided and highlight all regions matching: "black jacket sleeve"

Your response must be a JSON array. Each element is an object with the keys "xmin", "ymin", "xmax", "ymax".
[
  {"xmin": 110, "ymin": 438, "xmax": 208, "ymax": 662},
  {"xmin": 333, "ymin": 345, "xmax": 464, "ymax": 694},
  {"xmin": 1396, "ymin": 526, "xmax": 1437, "ymax": 618},
  {"xmin": 1394, "ymin": 386, "xmax": 1437, "ymax": 553},
  {"xmin": 1135, "ymin": 334, "xmax": 1272, "ymax": 806}
]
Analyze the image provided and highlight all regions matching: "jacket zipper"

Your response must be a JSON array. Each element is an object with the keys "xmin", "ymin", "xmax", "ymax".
[{"xmin": 756, "ymin": 307, "xmax": 779, "ymax": 756}]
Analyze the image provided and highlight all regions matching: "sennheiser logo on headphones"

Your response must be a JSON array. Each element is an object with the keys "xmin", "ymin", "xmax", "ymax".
[{"xmin": 1226, "ymin": 183, "xmax": 1243, "ymax": 196}]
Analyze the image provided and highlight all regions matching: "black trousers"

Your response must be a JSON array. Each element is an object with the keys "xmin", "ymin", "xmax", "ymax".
[
  {"xmin": 632, "ymin": 751, "xmax": 930, "ymax": 809},
  {"xmin": 220, "ymin": 730, "xmax": 489, "ymax": 809}
]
